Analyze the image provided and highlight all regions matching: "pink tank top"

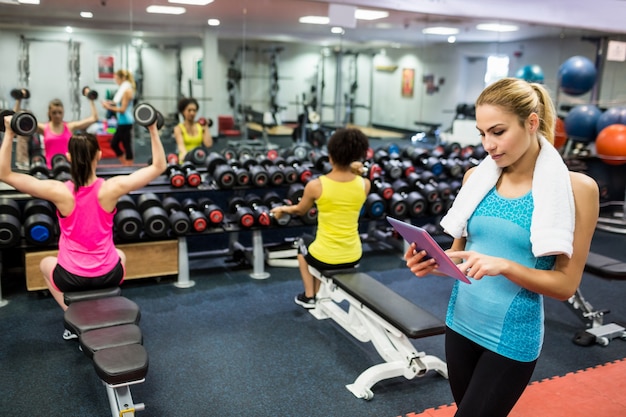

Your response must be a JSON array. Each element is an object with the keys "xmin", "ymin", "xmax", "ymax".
[
  {"xmin": 43, "ymin": 122, "xmax": 72, "ymax": 168},
  {"xmin": 56, "ymin": 178, "xmax": 120, "ymax": 277}
]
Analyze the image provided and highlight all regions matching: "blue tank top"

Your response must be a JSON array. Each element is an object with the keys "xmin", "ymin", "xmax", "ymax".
[{"xmin": 445, "ymin": 188, "xmax": 555, "ymax": 362}]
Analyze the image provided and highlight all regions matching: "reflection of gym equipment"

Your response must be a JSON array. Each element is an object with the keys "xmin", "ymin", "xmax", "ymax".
[{"xmin": 308, "ymin": 266, "xmax": 447, "ymax": 400}]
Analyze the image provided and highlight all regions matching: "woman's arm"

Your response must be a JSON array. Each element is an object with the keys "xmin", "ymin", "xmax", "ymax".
[
  {"xmin": 67, "ymin": 98, "xmax": 99, "ymax": 132},
  {"xmin": 202, "ymin": 124, "xmax": 213, "ymax": 148},
  {"xmin": 0, "ymin": 116, "xmax": 71, "ymax": 210},
  {"xmin": 173, "ymin": 124, "xmax": 187, "ymax": 160},
  {"xmin": 270, "ymin": 178, "xmax": 321, "ymax": 219},
  {"xmin": 99, "ymin": 122, "xmax": 166, "ymax": 211}
]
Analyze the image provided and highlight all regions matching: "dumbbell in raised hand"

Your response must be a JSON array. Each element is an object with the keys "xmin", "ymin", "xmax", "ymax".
[
  {"xmin": 206, "ymin": 152, "xmax": 236, "ymax": 189},
  {"xmin": 180, "ymin": 198, "xmax": 208, "ymax": 232},
  {"xmin": 10, "ymin": 88, "xmax": 30, "ymax": 100},
  {"xmin": 0, "ymin": 198, "xmax": 22, "ymax": 248},
  {"xmin": 263, "ymin": 191, "xmax": 291, "ymax": 226},
  {"xmin": 81, "ymin": 86, "xmax": 99, "ymax": 100},
  {"xmin": 162, "ymin": 197, "xmax": 191, "ymax": 236},
  {"xmin": 134, "ymin": 103, "xmax": 164, "ymax": 129},
  {"xmin": 197, "ymin": 197, "xmax": 224, "ymax": 225},
  {"xmin": 244, "ymin": 194, "xmax": 271, "ymax": 227},
  {"xmin": 137, "ymin": 193, "xmax": 170, "ymax": 238},
  {"xmin": 23, "ymin": 199, "xmax": 58, "ymax": 246},
  {"xmin": 228, "ymin": 196, "xmax": 255, "ymax": 228},
  {"xmin": 0, "ymin": 109, "xmax": 38, "ymax": 136},
  {"xmin": 180, "ymin": 161, "xmax": 201, "ymax": 187},
  {"xmin": 114, "ymin": 195, "xmax": 143, "ymax": 240}
]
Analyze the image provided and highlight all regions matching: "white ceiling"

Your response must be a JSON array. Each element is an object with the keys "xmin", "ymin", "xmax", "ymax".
[{"xmin": 0, "ymin": 0, "xmax": 622, "ymax": 47}]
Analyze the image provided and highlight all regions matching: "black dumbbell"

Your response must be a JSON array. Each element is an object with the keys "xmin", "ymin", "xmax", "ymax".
[
  {"xmin": 136, "ymin": 193, "xmax": 170, "ymax": 238},
  {"xmin": 271, "ymin": 157, "xmax": 297, "ymax": 184},
  {"xmin": 134, "ymin": 103, "xmax": 164, "ymax": 129},
  {"xmin": 183, "ymin": 146, "xmax": 208, "ymax": 166},
  {"xmin": 51, "ymin": 153, "xmax": 71, "ymax": 181},
  {"xmin": 29, "ymin": 154, "xmax": 50, "ymax": 179},
  {"xmin": 371, "ymin": 174, "xmax": 394, "ymax": 200},
  {"xmin": 257, "ymin": 156, "xmax": 285, "ymax": 186},
  {"xmin": 206, "ymin": 152, "xmax": 236, "ymax": 189},
  {"xmin": 23, "ymin": 199, "xmax": 57, "ymax": 246},
  {"xmin": 81, "ymin": 86, "xmax": 99, "ymax": 100},
  {"xmin": 244, "ymin": 194, "xmax": 271, "ymax": 227},
  {"xmin": 228, "ymin": 196, "xmax": 255, "ymax": 228},
  {"xmin": 0, "ymin": 198, "xmax": 22, "ymax": 248},
  {"xmin": 262, "ymin": 191, "xmax": 291, "ymax": 226},
  {"xmin": 405, "ymin": 171, "xmax": 439, "ymax": 203},
  {"xmin": 0, "ymin": 109, "xmax": 38, "ymax": 136},
  {"xmin": 114, "ymin": 195, "xmax": 143, "ymax": 240},
  {"xmin": 197, "ymin": 197, "xmax": 224, "ymax": 225},
  {"xmin": 162, "ymin": 197, "xmax": 191, "ymax": 236},
  {"xmin": 164, "ymin": 162, "xmax": 185, "ymax": 188},
  {"xmin": 309, "ymin": 150, "xmax": 331, "ymax": 174},
  {"xmin": 239, "ymin": 156, "xmax": 269, "ymax": 187},
  {"xmin": 180, "ymin": 198, "xmax": 208, "ymax": 232},
  {"xmin": 404, "ymin": 147, "xmax": 444, "ymax": 177},
  {"xmin": 285, "ymin": 156, "xmax": 313, "ymax": 183},
  {"xmin": 10, "ymin": 88, "xmax": 30, "ymax": 100},
  {"xmin": 229, "ymin": 160, "xmax": 250, "ymax": 187},
  {"xmin": 180, "ymin": 161, "xmax": 201, "ymax": 187},
  {"xmin": 389, "ymin": 179, "xmax": 427, "ymax": 219},
  {"xmin": 420, "ymin": 171, "xmax": 452, "ymax": 200},
  {"xmin": 362, "ymin": 193, "xmax": 386, "ymax": 219}
]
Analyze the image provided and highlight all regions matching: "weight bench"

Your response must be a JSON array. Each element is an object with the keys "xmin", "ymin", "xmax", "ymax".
[
  {"xmin": 308, "ymin": 266, "xmax": 448, "ymax": 400},
  {"xmin": 567, "ymin": 252, "xmax": 626, "ymax": 346},
  {"xmin": 63, "ymin": 287, "xmax": 148, "ymax": 417}
]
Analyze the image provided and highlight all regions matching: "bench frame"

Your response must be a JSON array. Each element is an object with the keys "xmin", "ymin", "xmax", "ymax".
[{"xmin": 308, "ymin": 266, "xmax": 447, "ymax": 400}]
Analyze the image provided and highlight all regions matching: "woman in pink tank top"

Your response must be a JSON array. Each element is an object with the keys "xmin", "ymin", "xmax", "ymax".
[{"xmin": 0, "ymin": 112, "xmax": 166, "ymax": 320}]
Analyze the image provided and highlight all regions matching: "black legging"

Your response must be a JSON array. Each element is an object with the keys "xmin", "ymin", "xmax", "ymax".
[
  {"xmin": 111, "ymin": 124, "xmax": 134, "ymax": 160},
  {"xmin": 445, "ymin": 327, "xmax": 537, "ymax": 417}
]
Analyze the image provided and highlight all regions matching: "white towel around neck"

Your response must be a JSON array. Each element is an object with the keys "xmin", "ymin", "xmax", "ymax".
[
  {"xmin": 439, "ymin": 135, "xmax": 575, "ymax": 258},
  {"xmin": 113, "ymin": 80, "xmax": 133, "ymax": 104}
]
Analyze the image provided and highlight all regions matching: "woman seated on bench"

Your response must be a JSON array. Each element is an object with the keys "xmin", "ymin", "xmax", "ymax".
[
  {"xmin": 0, "ymin": 114, "xmax": 166, "ymax": 334},
  {"xmin": 404, "ymin": 78, "xmax": 599, "ymax": 417},
  {"xmin": 271, "ymin": 128, "xmax": 371, "ymax": 309}
]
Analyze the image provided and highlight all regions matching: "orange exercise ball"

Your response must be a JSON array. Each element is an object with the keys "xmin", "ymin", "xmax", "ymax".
[
  {"xmin": 595, "ymin": 124, "xmax": 626, "ymax": 165},
  {"xmin": 554, "ymin": 117, "xmax": 567, "ymax": 149}
]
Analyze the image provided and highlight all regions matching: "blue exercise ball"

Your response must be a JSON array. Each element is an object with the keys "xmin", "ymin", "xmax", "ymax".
[
  {"xmin": 558, "ymin": 56, "xmax": 597, "ymax": 96},
  {"xmin": 515, "ymin": 64, "xmax": 544, "ymax": 83},
  {"xmin": 597, "ymin": 107, "xmax": 626, "ymax": 133},
  {"xmin": 564, "ymin": 104, "xmax": 602, "ymax": 143}
]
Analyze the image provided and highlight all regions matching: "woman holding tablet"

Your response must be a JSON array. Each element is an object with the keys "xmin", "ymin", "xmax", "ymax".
[{"xmin": 404, "ymin": 78, "xmax": 599, "ymax": 417}]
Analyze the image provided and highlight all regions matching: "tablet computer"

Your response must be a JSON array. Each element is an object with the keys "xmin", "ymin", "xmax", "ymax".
[{"xmin": 387, "ymin": 216, "xmax": 471, "ymax": 284}]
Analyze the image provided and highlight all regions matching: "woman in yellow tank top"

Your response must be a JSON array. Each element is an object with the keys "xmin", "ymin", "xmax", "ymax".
[
  {"xmin": 173, "ymin": 97, "xmax": 213, "ymax": 161},
  {"xmin": 270, "ymin": 128, "xmax": 371, "ymax": 309}
]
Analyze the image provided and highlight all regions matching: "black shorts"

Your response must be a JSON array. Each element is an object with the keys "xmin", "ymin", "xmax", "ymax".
[
  {"xmin": 298, "ymin": 234, "xmax": 361, "ymax": 271},
  {"xmin": 52, "ymin": 259, "xmax": 124, "ymax": 293}
]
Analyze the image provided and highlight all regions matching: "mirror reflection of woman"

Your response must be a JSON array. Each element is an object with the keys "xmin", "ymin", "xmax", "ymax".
[
  {"xmin": 101, "ymin": 69, "xmax": 136, "ymax": 166},
  {"xmin": 173, "ymin": 97, "xmax": 213, "ymax": 162}
]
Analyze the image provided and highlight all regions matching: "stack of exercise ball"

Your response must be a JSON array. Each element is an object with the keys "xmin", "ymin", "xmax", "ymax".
[
  {"xmin": 595, "ymin": 107, "xmax": 626, "ymax": 165},
  {"xmin": 515, "ymin": 64, "xmax": 545, "ymax": 83},
  {"xmin": 558, "ymin": 56, "xmax": 597, "ymax": 96}
]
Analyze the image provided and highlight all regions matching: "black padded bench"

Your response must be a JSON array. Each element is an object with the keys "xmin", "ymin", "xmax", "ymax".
[
  {"xmin": 308, "ymin": 267, "xmax": 448, "ymax": 400},
  {"xmin": 585, "ymin": 252, "xmax": 626, "ymax": 279},
  {"xmin": 63, "ymin": 287, "xmax": 148, "ymax": 416}
]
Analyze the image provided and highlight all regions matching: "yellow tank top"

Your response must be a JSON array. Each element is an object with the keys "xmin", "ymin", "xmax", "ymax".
[
  {"xmin": 179, "ymin": 122, "xmax": 204, "ymax": 158},
  {"xmin": 308, "ymin": 175, "xmax": 366, "ymax": 264}
]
